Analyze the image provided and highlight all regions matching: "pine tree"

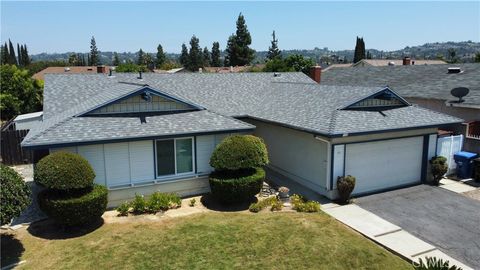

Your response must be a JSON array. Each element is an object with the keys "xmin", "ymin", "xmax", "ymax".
[
  {"xmin": 366, "ymin": 51, "xmax": 372, "ymax": 59},
  {"xmin": 187, "ymin": 35, "xmax": 203, "ymax": 71},
  {"xmin": 113, "ymin": 52, "xmax": 120, "ymax": 66},
  {"xmin": 0, "ymin": 44, "xmax": 8, "ymax": 65},
  {"xmin": 224, "ymin": 34, "xmax": 237, "ymax": 66},
  {"xmin": 17, "ymin": 43, "xmax": 22, "ymax": 66},
  {"xmin": 8, "ymin": 39, "xmax": 17, "ymax": 65},
  {"xmin": 210, "ymin": 42, "xmax": 221, "ymax": 67},
  {"xmin": 155, "ymin": 44, "xmax": 166, "ymax": 68},
  {"xmin": 266, "ymin": 30, "xmax": 281, "ymax": 60},
  {"xmin": 230, "ymin": 13, "xmax": 255, "ymax": 66},
  {"xmin": 22, "ymin": 44, "xmax": 30, "ymax": 66},
  {"xmin": 202, "ymin": 47, "xmax": 210, "ymax": 67},
  {"xmin": 353, "ymin": 36, "xmax": 366, "ymax": 63},
  {"xmin": 137, "ymin": 49, "xmax": 145, "ymax": 65},
  {"xmin": 89, "ymin": 36, "xmax": 99, "ymax": 66},
  {"xmin": 180, "ymin": 43, "xmax": 189, "ymax": 67}
]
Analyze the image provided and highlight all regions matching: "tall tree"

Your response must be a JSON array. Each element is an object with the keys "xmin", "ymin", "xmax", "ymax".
[
  {"xmin": 17, "ymin": 43, "xmax": 22, "ymax": 66},
  {"xmin": 155, "ymin": 44, "xmax": 166, "ymax": 68},
  {"xmin": 179, "ymin": 43, "xmax": 189, "ymax": 67},
  {"xmin": 187, "ymin": 35, "xmax": 203, "ymax": 71},
  {"xmin": 113, "ymin": 52, "xmax": 120, "ymax": 66},
  {"xmin": 353, "ymin": 36, "xmax": 365, "ymax": 63},
  {"xmin": 0, "ymin": 44, "xmax": 8, "ymax": 65},
  {"xmin": 8, "ymin": 39, "xmax": 17, "ymax": 65},
  {"xmin": 68, "ymin": 53, "xmax": 79, "ymax": 65},
  {"xmin": 266, "ymin": 30, "xmax": 281, "ymax": 60},
  {"xmin": 224, "ymin": 35, "xmax": 236, "ymax": 66},
  {"xmin": 474, "ymin": 52, "xmax": 480, "ymax": 63},
  {"xmin": 22, "ymin": 44, "xmax": 30, "ymax": 66},
  {"xmin": 210, "ymin": 42, "xmax": 221, "ymax": 67},
  {"xmin": 137, "ymin": 49, "xmax": 145, "ymax": 65},
  {"xmin": 89, "ymin": 36, "xmax": 99, "ymax": 66},
  {"xmin": 226, "ymin": 13, "xmax": 255, "ymax": 66},
  {"xmin": 202, "ymin": 47, "xmax": 210, "ymax": 67},
  {"xmin": 366, "ymin": 51, "xmax": 372, "ymax": 59}
]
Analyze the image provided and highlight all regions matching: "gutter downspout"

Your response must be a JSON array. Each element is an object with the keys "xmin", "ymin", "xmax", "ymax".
[{"xmin": 314, "ymin": 135, "xmax": 332, "ymax": 191}]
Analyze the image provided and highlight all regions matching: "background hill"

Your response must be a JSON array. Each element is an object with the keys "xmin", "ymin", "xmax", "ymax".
[{"xmin": 30, "ymin": 41, "xmax": 480, "ymax": 65}]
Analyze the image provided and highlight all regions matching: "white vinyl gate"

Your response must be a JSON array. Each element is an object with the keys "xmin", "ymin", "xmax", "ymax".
[{"xmin": 436, "ymin": 135, "xmax": 463, "ymax": 175}]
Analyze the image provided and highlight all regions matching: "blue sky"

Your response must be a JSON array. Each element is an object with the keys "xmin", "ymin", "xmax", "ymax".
[{"xmin": 1, "ymin": 1, "xmax": 479, "ymax": 54}]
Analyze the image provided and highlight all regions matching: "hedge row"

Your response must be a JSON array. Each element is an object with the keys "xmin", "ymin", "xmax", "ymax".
[{"xmin": 209, "ymin": 167, "xmax": 265, "ymax": 204}]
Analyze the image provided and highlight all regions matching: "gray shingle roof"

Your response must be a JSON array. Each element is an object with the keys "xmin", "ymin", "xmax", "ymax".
[
  {"xmin": 22, "ymin": 72, "xmax": 462, "ymax": 148},
  {"xmin": 321, "ymin": 63, "xmax": 480, "ymax": 106}
]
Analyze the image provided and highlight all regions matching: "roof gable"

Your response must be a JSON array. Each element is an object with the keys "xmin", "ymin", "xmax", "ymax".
[
  {"xmin": 342, "ymin": 87, "xmax": 410, "ymax": 111},
  {"xmin": 80, "ymin": 86, "xmax": 203, "ymax": 116}
]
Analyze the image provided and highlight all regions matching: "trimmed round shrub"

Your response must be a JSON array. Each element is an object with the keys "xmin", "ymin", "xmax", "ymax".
[
  {"xmin": 209, "ymin": 167, "xmax": 265, "ymax": 204},
  {"xmin": 210, "ymin": 135, "xmax": 269, "ymax": 171},
  {"xmin": 35, "ymin": 152, "xmax": 95, "ymax": 191},
  {"xmin": 0, "ymin": 164, "xmax": 31, "ymax": 225},
  {"xmin": 337, "ymin": 175, "xmax": 356, "ymax": 204},
  {"xmin": 38, "ymin": 184, "xmax": 107, "ymax": 226}
]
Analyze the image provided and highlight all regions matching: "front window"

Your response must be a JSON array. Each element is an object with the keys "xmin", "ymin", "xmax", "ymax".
[{"xmin": 156, "ymin": 138, "xmax": 194, "ymax": 178}]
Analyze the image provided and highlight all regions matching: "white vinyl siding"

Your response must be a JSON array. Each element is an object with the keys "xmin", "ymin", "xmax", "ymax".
[
  {"xmin": 77, "ymin": 145, "xmax": 106, "ymax": 185},
  {"xmin": 104, "ymin": 142, "xmax": 131, "ymax": 186},
  {"xmin": 129, "ymin": 141, "xmax": 155, "ymax": 182},
  {"xmin": 196, "ymin": 135, "xmax": 216, "ymax": 174}
]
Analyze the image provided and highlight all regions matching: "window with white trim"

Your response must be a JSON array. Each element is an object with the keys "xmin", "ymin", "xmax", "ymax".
[{"xmin": 155, "ymin": 137, "xmax": 194, "ymax": 178}]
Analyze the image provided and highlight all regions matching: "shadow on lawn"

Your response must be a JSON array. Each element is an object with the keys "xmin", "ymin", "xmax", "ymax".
[
  {"xmin": 27, "ymin": 218, "xmax": 104, "ymax": 240},
  {"xmin": 200, "ymin": 193, "xmax": 257, "ymax": 212},
  {"xmin": 1, "ymin": 233, "xmax": 24, "ymax": 268}
]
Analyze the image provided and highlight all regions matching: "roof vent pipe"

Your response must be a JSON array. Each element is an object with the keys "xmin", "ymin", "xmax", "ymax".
[
  {"xmin": 138, "ymin": 70, "xmax": 143, "ymax": 79},
  {"xmin": 108, "ymin": 68, "xmax": 113, "ymax": 77}
]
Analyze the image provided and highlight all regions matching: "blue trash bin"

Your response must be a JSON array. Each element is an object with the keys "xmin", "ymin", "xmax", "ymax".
[{"xmin": 453, "ymin": 151, "xmax": 478, "ymax": 179}]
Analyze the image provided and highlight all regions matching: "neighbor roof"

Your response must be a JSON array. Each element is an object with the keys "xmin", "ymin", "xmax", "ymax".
[
  {"xmin": 322, "ymin": 63, "xmax": 480, "ymax": 106},
  {"xmin": 352, "ymin": 59, "xmax": 447, "ymax": 67},
  {"xmin": 32, "ymin": 66, "xmax": 110, "ymax": 81},
  {"xmin": 22, "ymin": 72, "xmax": 461, "ymax": 148}
]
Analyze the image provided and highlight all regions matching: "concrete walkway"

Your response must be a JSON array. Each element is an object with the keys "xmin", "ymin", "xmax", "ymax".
[{"xmin": 323, "ymin": 204, "xmax": 473, "ymax": 270}]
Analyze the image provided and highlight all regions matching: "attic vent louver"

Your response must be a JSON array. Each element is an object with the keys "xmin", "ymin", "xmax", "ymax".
[
  {"xmin": 447, "ymin": 67, "xmax": 462, "ymax": 74},
  {"xmin": 273, "ymin": 72, "xmax": 280, "ymax": 77}
]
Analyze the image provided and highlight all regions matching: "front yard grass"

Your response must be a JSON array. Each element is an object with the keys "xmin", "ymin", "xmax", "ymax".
[{"xmin": 4, "ymin": 212, "xmax": 412, "ymax": 269}]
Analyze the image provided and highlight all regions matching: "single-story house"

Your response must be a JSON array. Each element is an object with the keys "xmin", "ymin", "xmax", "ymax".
[
  {"xmin": 322, "ymin": 63, "xmax": 480, "ymax": 152},
  {"xmin": 22, "ymin": 70, "xmax": 461, "ymax": 206}
]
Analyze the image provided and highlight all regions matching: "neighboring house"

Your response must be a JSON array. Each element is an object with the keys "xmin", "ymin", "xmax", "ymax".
[
  {"xmin": 322, "ymin": 63, "xmax": 480, "ymax": 151},
  {"xmin": 33, "ymin": 66, "xmax": 110, "ymax": 81},
  {"xmin": 323, "ymin": 58, "xmax": 447, "ymax": 71},
  {"xmin": 13, "ymin": 111, "xmax": 43, "ymax": 130},
  {"xmin": 21, "ymin": 71, "xmax": 460, "ymax": 206},
  {"xmin": 153, "ymin": 67, "xmax": 190, "ymax": 74},
  {"xmin": 204, "ymin": 65, "xmax": 265, "ymax": 73}
]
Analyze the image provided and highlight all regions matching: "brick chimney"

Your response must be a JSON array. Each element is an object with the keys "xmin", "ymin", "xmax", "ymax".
[
  {"xmin": 402, "ymin": 57, "xmax": 411, "ymax": 66},
  {"xmin": 309, "ymin": 66, "xmax": 322, "ymax": 84},
  {"xmin": 97, "ymin": 65, "xmax": 106, "ymax": 73}
]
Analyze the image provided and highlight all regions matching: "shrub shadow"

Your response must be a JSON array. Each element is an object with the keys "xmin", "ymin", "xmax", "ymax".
[
  {"xmin": 200, "ymin": 193, "xmax": 257, "ymax": 212},
  {"xmin": 27, "ymin": 217, "xmax": 104, "ymax": 240},
  {"xmin": 1, "ymin": 233, "xmax": 25, "ymax": 268}
]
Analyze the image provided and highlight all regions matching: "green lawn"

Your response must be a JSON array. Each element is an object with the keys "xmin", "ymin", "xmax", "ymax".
[{"xmin": 4, "ymin": 212, "xmax": 412, "ymax": 269}]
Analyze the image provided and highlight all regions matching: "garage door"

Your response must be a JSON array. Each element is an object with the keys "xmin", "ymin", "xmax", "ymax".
[{"xmin": 345, "ymin": 136, "xmax": 423, "ymax": 195}]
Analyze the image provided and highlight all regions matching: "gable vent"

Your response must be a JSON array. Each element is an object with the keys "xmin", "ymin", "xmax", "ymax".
[{"xmin": 447, "ymin": 67, "xmax": 462, "ymax": 74}]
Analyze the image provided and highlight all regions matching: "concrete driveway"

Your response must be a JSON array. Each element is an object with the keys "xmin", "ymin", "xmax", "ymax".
[{"xmin": 356, "ymin": 185, "xmax": 480, "ymax": 269}]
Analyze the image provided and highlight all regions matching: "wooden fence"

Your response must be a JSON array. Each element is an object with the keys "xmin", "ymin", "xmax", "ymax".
[{"xmin": 0, "ymin": 129, "xmax": 33, "ymax": 165}]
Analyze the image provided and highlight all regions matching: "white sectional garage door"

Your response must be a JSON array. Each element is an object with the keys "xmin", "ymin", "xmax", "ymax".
[{"xmin": 345, "ymin": 136, "xmax": 423, "ymax": 195}]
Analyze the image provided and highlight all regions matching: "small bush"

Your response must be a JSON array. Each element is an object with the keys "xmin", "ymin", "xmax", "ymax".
[
  {"xmin": 189, "ymin": 198, "xmax": 196, "ymax": 207},
  {"xmin": 290, "ymin": 194, "xmax": 320, "ymax": 213},
  {"xmin": 337, "ymin": 175, "xmax": 356, "ymax": 204},
  {"xmin": 34, "ymin": 152, "xmax": 95, "ymax": 191},
  {"xmin": 131, "ymin": 194, "xmax": 147, "ymax": 214},
  {"xmin": 146, "ymin": 192, "xmax": 181, "ymax": 213},
  {"xmin": 413, "ymin": 256, "xmax": 462, "ymax": 270},
  {"xmin": 116, "ymin": 202, "xmax": 130, "ymax": 216},
  {"xmin": 209, "ymin": 135, "xmax": 269, "ymax": 171},
  {"xmin": 270, "ymin": 199, "xmax": 283, "ymax": 212},
  {"xmin": 0, "ymin": 164, "xmax": 31, "ymax": 225},
  {"xmin": 430, "ymin": 156, "xmax": 448, "ymax": 185},
  {"xmin": 295, "ymin": 201, "xmax": 321, "ymax": 213},
  {"xmin": 248, "ymin": 196, "xmax": 280, "ymax": 213},
  {"xmin": 38, "ymin": 184, "xmax": 107, "ymax": 226},
  {"xmin": 209, "ymin": 167, "xmax": 265, "ymax": 204}
]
